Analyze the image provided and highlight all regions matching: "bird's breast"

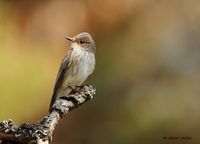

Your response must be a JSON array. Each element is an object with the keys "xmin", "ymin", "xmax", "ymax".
[{"xmin": 65, "ymin": 47, "xmax": 95, "ymax": 87}]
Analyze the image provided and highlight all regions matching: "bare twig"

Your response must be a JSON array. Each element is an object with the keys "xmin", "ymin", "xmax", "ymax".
[{"xmin": 0, "ymin": 85, "xmax": 96, "ymax": 144}]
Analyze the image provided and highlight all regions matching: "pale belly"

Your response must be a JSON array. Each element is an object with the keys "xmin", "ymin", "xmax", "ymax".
[{"xmin": 62, "ymin": 51, "xmax": 95, "ymax": 91}]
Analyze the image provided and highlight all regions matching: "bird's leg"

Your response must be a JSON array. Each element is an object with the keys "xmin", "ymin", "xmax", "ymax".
[
  {"xmin": 68, "ymin": 86, "xmax": 81, "ymax": 92},
  {"xmin": 67, "ymin": 86, "xmax": 84, "ymax": 93},
  {"xmin": 68, "ymin": 86, "xmax": 74, "ymax": 90},
  {"xmin": 75, "ymin": 85, "xmax": 82, "ymax": 88}
]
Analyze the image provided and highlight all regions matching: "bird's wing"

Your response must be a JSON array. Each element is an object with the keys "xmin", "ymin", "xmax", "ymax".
[{"xmin": 49, "ymin": 51, "xmax": 71, "ymax": 112}]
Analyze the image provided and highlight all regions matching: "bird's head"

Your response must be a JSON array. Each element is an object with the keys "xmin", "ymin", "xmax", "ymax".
[{"xmin": 65, "ymin": 32, "xmax": 95, "ymax": 53}]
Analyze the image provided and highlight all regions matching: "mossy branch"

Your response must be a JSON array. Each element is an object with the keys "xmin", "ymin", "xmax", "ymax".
[{"xmin": 0, "ymin": 85, "xmax": 95, "ymax": 144}]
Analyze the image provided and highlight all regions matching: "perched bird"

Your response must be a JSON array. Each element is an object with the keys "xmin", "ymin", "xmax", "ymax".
[{"xmin": 49, "ymin": 32, "xmax": 96, "ymax": 112}]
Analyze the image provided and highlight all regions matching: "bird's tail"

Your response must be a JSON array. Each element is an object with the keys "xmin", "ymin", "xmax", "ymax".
[{"xmin": 49, "ymin": 87, "xmax": 72, "ymax": 112}]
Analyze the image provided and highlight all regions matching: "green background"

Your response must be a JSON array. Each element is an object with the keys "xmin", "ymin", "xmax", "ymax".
[{"xmin": 0, "ymin": 0, "xmax": 199, "ymax": 143}]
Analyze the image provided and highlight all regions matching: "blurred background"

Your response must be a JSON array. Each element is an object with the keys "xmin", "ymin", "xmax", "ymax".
[{"xmin": 0, "ymin": 0, "xmax": 200, "ymax": 143}]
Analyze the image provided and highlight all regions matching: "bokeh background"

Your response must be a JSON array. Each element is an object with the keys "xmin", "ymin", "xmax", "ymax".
[{"xmin": 0, "ymin": 0, "xmax": 200, "ymax": 143}]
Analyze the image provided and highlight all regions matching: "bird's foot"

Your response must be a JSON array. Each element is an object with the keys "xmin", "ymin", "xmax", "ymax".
[
  {"xmin": 68, "ymin": 86, "xmax": 74, "ymax": 90},
  {"xmin": 75, "ymin": 85, "xmax": 83, "ymax": 88}
]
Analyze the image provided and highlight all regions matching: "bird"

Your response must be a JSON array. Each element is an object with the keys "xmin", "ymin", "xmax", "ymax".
[{"xmin": 49, "ymin": 32, "xmax": 96, "ymax": 112}]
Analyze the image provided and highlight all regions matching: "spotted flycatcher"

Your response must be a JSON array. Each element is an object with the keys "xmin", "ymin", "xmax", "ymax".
[{"xmin": 49, "ymin": 32, "xmax": 96, "ymax": 112}]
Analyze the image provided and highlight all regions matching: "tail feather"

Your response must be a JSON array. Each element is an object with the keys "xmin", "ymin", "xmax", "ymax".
[
  {"xmin": 49, "ymin": 93, "xmax": 57, "ymax": 112},
  {"xmin": 49, "ymin": 87, "xmax": 72, "ymax": 112}
]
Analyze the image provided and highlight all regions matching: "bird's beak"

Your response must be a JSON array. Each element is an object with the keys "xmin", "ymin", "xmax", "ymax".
[{"xmin": 65, "ymin": 36, "xmax": 74, "ymax": 42}]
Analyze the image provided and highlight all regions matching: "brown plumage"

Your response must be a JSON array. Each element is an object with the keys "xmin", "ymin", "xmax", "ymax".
[{"xmin": 49, "ymin": 32, "xmax": 96, "ymax": 112}]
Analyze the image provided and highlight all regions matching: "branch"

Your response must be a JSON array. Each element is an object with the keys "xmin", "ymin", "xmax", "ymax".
[{"xmin": 0, "ymin": 85, "xmax": 96, "ymax": 144}]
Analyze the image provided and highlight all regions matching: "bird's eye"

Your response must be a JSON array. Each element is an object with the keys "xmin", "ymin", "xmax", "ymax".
[{"xmin": 79, "ymin": 40, "xmax": 84, "ymax": 44}]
